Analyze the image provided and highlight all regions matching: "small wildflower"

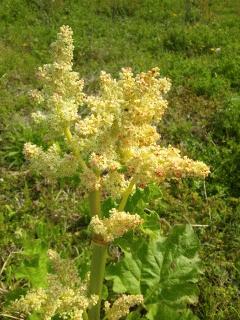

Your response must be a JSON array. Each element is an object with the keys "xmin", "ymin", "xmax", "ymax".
[{"xmin": 210, "ymin": 47, "xmax": 221, "ymax": 54}]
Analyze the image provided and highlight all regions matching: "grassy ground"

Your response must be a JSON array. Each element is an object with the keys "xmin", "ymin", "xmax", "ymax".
[{"xmin": 0, "ymin": 0, "xmax": 240, "ymax": 319}]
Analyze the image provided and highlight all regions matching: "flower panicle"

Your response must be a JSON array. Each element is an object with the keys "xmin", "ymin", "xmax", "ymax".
[
  {"xmin": 8, "ymin": 250, "xmax": 98, "ymax": 320},
  {"xmin": 24, "ymin": 25, "xmax": 210, "ymax": 198},
  {"xmin": 104, "ymin": 294, "xmax": 144, "ymax": 320},
  {"xmin": 89, "ymin": 208, "xmax": 143, "ymax": 243}
]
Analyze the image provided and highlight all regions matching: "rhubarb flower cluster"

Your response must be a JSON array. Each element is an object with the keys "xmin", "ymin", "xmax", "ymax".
[
  {"xmin": 89, "ymin": 208, "xmax": 143, "ymax": 243},
  {"xmin": 104, "ymin": 294, "xmax": 144, "ymax": 320},
  {"xmin": 30, "ymin": 25, "xmax": 84, "ymax": 132},
  {"xmin": 24, "ymin": 142, "xmax": 79, "ymax": 178},
  {"xmin": 24, "ymin": 25, "xmax": 210, "ymax": 198},
  {"xmin": 10, "ymin": 251, "xmax": 98, "ymax": 320}
]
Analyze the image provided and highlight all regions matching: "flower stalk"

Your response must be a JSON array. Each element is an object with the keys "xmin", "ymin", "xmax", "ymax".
[
  {"xmin": 63, "ymin": 126, "xmax": 87, "ymax": 170},
  {"xmin": 88, "ymin": 179, "xmax": 140, "ymax": 320},
  {"xmin": 88, "ymin": 242, "xmax": 108, "ymax": 320},
  {"xmin": 88, "ymin": 189, "xmax": 108, "ymax": 320},
  {"xmin": 89, "ymin": 190, "xmax": 101, "ymax": 218},
  {"xmin": 118, "ymin": 178, "xmax": 136, "ymax": 211}
]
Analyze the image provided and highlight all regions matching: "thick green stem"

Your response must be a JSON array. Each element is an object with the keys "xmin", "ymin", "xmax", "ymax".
[
  {"xmin": 88, "ymin": 243, "xmax": 108, "ymax": 320},
  {"xmin": 88, "ymin": 178, "xmax": 136, "ymax": 320},
  {"xmin": 89, "ymin": 190, "xmax": 101, "ymax": 217},
  {"xmin": 88, "ymin": 190, "xmax": 108, "ymax": 320},
  {"xmin": 83, "ymin": 311, "xmax": 89, "ymax": 320}
]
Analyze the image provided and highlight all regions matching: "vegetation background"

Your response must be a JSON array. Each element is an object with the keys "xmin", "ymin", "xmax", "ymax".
[{"xmin": 0, "ymin": 0, "xmax": 239, "ymax": 319}]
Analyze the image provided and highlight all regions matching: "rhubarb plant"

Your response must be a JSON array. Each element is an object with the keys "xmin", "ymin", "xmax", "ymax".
[{"xmin": 9, "ymin": 26, "xmax": 209, "ymax": 320}]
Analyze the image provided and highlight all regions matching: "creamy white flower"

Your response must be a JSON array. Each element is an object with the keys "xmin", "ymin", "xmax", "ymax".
[
  {"xmin": 25, "ymin": 25, "xmax": 210, "ymax": 196},
  {"xmin": 10, "ymin": 250, "xmax": 98, "ymax": 320},
  {"xmin": 90, "ymin": 208, "xmax": 143, "ymax": 243},
  {"xmin": 105, "ymin": 294, "xmax": 144, "ymax": 320}
]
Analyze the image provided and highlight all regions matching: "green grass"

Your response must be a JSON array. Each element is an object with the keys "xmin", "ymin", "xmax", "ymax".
[{"xmin": 0, "ymin": 0, "xmax": 240, "ymax": 319}]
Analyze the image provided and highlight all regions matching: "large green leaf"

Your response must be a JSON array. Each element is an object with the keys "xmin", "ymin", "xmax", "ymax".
[
  {"xmin": 125, "ymin": 184, "xmax": 162, "ymax": 214},
  {"xmin": 146, "ymin": 304, "xmax": 199, "ymax": 320},
  {"xmin": 15, "ymin": 239, "xmax": 48, "ymax": 288},
  {"xmin": 106, "ymin": 224, "xmax": 201, "ymax": 320}
]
